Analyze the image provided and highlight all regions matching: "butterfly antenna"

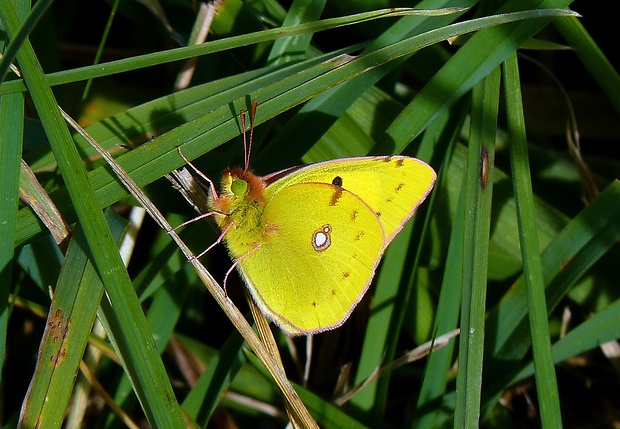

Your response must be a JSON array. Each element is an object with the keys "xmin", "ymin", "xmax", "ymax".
[
  {"xmin": 248, "ymin": 101, "xmax": 257, "ymax": 168},
  {"xmin": 242, "ymin": 100, "xmax": 258, "ymax": 174},
  {"xmin": 240, "ymin": 108, "xmax": 249, "ymax": 173}
]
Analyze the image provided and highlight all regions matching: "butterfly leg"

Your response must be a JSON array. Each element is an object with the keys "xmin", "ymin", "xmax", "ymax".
[
  {"xmin": 169, "ymin": 211, "xmax": 221, "ymax": 233},
  {"xmin": 190, "ymin": 220, "xmax": 236, "ymax": 261},
  {"xmin": 222, "ymin": 243, "xmax": 261, "ymax": 295}
]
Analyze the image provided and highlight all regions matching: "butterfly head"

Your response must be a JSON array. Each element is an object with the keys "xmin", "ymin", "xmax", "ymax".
[{"xmin": 215, "ymin": 167, "xmax": 266, "ymax": 212}]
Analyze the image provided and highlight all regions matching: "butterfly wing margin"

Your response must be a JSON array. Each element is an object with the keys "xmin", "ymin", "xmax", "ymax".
[
  {"xmin": 236, "ymin": 182, "xmax": 385, "ymax": 335},
  {"xmin": 264, "ymin": 156, "xmax": 436, "ymax": 245}
]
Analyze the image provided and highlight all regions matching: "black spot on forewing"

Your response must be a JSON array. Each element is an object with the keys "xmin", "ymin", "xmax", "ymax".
[{"xmin": 329, "ymin": 186, "xmax": 343, "ymax": 206}]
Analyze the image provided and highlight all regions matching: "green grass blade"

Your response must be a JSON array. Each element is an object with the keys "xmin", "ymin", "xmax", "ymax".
[
  {"xmin": 503, "ymin": 53, "xmax": 562, "ymax": 428},
  {"xmin": 554, "ymin": 16, "xmax": 620, "ymax": 114},
  {"xmin": 257, "ymin": 3, "xmax": 576, "ymax": 169},
  {"xmin": 267, "ymin": 0, "xmax": 327, "ymax": 65},
  {"xmin": 381, "ymin": 0, "xmax": 576, "ymax": 153},
  {"xmin": 486, "ymin": 185, "xmax": 620, "ymax": 363},
  {"xmin": 0, "ymin": 0, "xmax": 51, "ymax": 79},
  {"xmin": 255, "ymin": 0, "xmax": 474, "ymax": 164},
  {"xmin": 0, "ymin": 0, "xmax": 28, "ymax": 390},
  {"xmin": 19, "ymin": 211, "xmax": 126, "ymax": 428},
  {"xmin": 104, "ymin": 224, "xmax": 194, "ymax": 427},
  {"xmin": 482, "ymin": 181, "xmax": 620, "ymax": 409},
  {"xmin": 25, "ymin": 53, "xmax": 342, "ymax": 175},
  {"xmin": 0, "ymin": 68, "xmax": 24, "ymax": 384},
  {"xmin": 182, "ymin": 332, "xmax": 246, "ymax": 425},
  {"xmin": 515, "ymin": 267, "xmax": 620, "ymax": 382},
  {"xmin": 297, "ymin": 386, "xmax": 367, "ymax": 428},
  {"xmin": 413, "ymin": 99, "xmax": 470, "ymax": 429},
  {"xmin": 454, "ymin": 67, "xmax": 500, "ymax": 428},
  {"xmin": 349, "ymin": 220, "xmax": 415, "ymax": 421},
  {"xmin": 14, "ymin": 53, "xmax": 345, "ymax": 245}
]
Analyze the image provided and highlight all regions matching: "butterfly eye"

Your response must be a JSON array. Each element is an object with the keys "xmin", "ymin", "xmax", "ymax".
[
  {"xmin": 332, "ymin": 176, "xmax": 343, "ymax": 187},
  {"xmin": 231, "ymin": 179, "xmax": 248, "ymax": 196}
]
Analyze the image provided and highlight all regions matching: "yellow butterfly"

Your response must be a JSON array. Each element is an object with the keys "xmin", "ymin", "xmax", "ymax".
[{"xmin": 196, "ymin": 106, "xmax": 436, "ymax": 336}]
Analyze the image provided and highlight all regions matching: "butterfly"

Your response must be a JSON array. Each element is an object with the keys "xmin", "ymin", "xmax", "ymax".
[{"xmin": 189, "ymin": 103, "xmax": 436, "ymax": 336}]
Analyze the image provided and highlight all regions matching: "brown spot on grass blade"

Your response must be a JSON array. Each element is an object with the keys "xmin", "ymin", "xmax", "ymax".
[
  {"xmin": 44, "ymin": 308, "xmax": 71, "ymax": 368},
  {"xmin": 480, "ymin": 148, "xmax": 490, "ymax": 190},
  {"xmin": 50, "ymin": 346, "xmax": 67, "ymax": 367}
]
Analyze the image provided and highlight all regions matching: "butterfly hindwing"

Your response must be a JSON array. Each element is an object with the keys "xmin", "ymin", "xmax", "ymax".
[{"xmin": 236, "ymin": 182, "xmax": 385, "ymax": 335}]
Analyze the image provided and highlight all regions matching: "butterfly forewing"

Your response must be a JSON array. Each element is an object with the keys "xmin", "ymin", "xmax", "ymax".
[
  {"xmin": 264, "ymin": 156, "xmax": 436, "ymax": 245},
  {"xmin": 236, "ymin": 182, "xmax": 385, "ymax": 335}
]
